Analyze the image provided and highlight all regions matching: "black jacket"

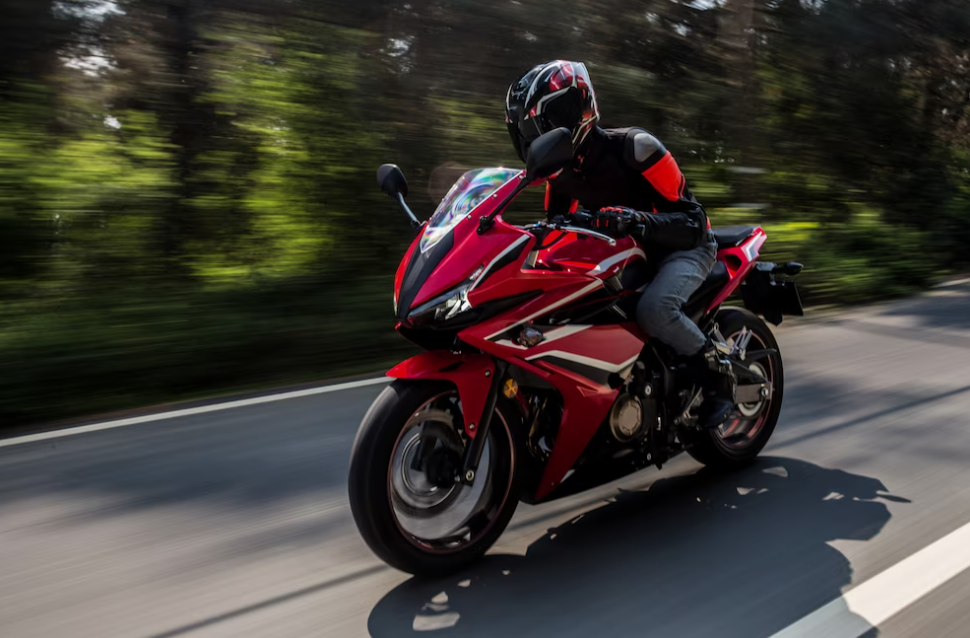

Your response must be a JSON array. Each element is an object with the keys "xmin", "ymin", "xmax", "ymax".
[{"xmin": 545, "ymin": 126, "xmax": 709, "ymax": 252}]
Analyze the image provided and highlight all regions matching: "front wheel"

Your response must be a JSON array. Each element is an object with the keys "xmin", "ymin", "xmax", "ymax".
[
  {"xmin": 685, "ymin": 307, "xmax": 785, "ymax": 469},
  {"xmin": 348, "ymin": 380, "xmax": 521, "ymax": 576}
]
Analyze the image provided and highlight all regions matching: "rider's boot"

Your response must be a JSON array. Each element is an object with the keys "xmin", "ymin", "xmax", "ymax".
[{"xmin": 688, "ymin": 338, "xmax": 736, "ymax": 429}]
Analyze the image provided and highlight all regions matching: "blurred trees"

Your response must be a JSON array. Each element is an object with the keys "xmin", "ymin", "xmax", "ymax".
[{"xmin": 1, "ymin": 0, "xmax": 969, "ymax": 424}]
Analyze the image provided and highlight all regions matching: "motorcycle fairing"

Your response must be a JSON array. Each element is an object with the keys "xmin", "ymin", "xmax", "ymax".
[
  {"xmin": 394, "ymin": 171, "xmax": 531, "ymax": 322},
  {"xmin": 388, "ymin": 167, "xmax": 772, "ymax": 502}
]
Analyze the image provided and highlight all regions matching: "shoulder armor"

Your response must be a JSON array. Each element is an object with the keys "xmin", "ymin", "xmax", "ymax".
[{"xmin": 626, "ymin": 129, "xmax": 667, "ymax": 165}]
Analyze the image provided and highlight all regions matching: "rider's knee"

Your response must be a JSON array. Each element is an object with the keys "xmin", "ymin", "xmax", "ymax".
[{"xmin": 637, "ymin": 291, "xmax": 678, "ymax": 329}]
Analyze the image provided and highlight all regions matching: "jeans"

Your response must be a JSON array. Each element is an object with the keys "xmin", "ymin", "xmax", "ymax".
[{"xmin": 635, "ymin": 236, "xmax": 718, "ymax": 356}]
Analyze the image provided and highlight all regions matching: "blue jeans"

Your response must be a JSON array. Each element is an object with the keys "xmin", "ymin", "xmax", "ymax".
[{"xmin": 635, "ymin": 237, "xmax": 718, "ymax": 356}]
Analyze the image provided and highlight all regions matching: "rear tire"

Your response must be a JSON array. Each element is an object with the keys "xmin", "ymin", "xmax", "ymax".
[
  {"xmin": 348, "ymin": 380, "xmax": 521, "ymax": 576},
  {"xmin": 685, "ymin": 307, "xmax": 784, "ymax": 469}
]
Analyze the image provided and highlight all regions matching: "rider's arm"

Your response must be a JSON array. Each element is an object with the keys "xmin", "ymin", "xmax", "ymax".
[{"xmin": 622, "ymin": 129, "xmax": 709, "ymax": 250}]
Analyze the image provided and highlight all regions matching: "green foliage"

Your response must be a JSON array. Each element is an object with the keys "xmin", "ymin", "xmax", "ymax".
[{"xmin": 0, "ymin": 0, "xmax": 969, "ymax": 425}]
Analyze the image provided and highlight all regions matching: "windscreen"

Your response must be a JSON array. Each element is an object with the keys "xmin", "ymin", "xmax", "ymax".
[{"xmin": 419, "ymin": 168, "xmax": 521, "ymax": 253}]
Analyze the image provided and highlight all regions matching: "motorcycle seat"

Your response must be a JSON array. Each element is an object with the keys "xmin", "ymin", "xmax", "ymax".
[{"xmin": 712, "ymin": 226, "xmax": 758, "ymax": 248}]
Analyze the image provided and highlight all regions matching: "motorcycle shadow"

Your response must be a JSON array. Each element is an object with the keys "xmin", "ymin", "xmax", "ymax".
[{"xmin": 367, "ymin": 456, "xmax": 905, "ymax": 638}]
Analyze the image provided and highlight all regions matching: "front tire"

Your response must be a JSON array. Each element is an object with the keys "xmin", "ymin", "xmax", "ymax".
[
  {"xmin": 348, "ymin": 380, "xmax": 521, "ymax": 576},
  {"xmin": 685, "ymin": 307, "xmax": 784, "ymax": 469}
]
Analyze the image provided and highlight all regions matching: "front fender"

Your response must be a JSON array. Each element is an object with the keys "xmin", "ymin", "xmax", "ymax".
[{"xmin": 387, "ymin": 351, "xmax": 495, "ymax": 438}]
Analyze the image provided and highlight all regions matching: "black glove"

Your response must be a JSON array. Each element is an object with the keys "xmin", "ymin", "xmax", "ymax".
[
  {"xmin": 592, "ymin": 207, "xmax": 648, "ymax": 238},
  {"xmin": 596, "ymin": 206, "xmax": 707, "ymax": 250}
]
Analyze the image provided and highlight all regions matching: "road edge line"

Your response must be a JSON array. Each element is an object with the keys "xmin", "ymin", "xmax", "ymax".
[
  {"xmin": 0, "ymin": 377, "xmax": 391, "ymax": 448},
  {"xmin": 769, "ymin": 519, "xmax": 970, "ymax": 638}
]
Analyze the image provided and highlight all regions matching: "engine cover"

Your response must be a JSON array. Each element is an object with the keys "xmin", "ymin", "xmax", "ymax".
[{"xmin": 609, "ymin": 394, "xmax": 644, "ymax": 442}]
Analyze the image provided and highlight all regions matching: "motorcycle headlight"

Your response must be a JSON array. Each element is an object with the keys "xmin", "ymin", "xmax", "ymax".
[{"xmin": 407, "ymin": 282, "xmax": 474, "ymax": 327}]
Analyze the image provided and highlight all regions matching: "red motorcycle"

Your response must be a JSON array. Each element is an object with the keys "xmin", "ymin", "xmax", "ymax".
[{"xmin": 348, "ymin": 128, "xmax": 803, "ymax": 575}]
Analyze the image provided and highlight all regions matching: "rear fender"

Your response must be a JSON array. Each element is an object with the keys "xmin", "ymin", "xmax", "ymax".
[
  {"xmin": 708, "ymin": 228, "xmax": 768, "ymax": 311},
  {"xmin": 387, "ymin": 351, "xmax": 495, "ymax": 438}
]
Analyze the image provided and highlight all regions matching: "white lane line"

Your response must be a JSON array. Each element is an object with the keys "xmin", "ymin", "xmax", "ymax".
[
  {"xmin": 770, "ymin": 519, "xmax": 970, "ymax": 638},
  {"xmin": 0, "ymin": 377, "xmax": 391, "ymax": 448}
]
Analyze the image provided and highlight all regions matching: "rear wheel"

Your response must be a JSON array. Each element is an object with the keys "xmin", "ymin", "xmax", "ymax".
[
  {"xmin": 348, "ymin": 380, "xmax": 521, "ymax": 576},
  {"xmin": 686, "ymin": 307, "xmax": 784, "ymax": 469}
]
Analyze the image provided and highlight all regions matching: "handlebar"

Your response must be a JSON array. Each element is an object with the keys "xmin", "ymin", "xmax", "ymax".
[
  {"xmin": 558, "ymin": 225, "xmax": 617, "ymax": 246},
  {"xmin": 524, "ymin": 220, "xmax": 617, "ymax": 246}
]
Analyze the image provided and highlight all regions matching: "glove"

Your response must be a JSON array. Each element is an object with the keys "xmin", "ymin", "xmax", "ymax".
[{"xmin": 592, "ymin": 206, "xmax": 648, "ymax": 238}]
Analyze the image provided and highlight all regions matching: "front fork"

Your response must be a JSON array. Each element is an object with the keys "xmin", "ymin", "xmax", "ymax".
[
  {"xmin": 394, "ymin": 352, "xmax": 508, "ymax": 487},
  {"xmin": 459, "ymin": 360, "xmax": 509, "ymax": 485}
]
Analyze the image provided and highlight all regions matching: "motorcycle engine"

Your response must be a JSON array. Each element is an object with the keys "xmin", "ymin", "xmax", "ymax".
[{"xmin": 609, "ymin": 393, "xmax": 645, "ymax": 442}]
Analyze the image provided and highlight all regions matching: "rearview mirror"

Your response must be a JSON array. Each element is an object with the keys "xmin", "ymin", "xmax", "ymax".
[
  {"xmin": 526, "ymin": 127, "xmax": 574, "ymax": 180},
  {"xmin": 377, "ymin": 164, "xmax": 409, "ymax": 199}
]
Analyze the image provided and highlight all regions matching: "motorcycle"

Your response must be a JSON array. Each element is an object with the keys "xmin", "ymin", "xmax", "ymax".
[{"xmin": 348, "ymin": 127, "xmax": 804, "ymax": 576}]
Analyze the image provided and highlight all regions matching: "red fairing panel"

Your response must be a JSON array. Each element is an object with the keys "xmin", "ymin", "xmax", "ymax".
[
  {"xmin": 527, "ymin": 325, "xmax": 642, "ymax": 500},
  {"xmin": 536, "ymin": 231, "xmax": 641, "ymax": 274},
  {"xmin": 708, "ymin": 228, "xmax": 767, "ymax": 311},
  {"xmin": 387, "ymin": 352, "xmax": 495, "ymax": 439},
  {"xmin": 463, "ymin": 287, "xmax": 647, "ymax": 500},
  {"xmin": 506, "ymin": 356, "xmax": 621, "ymax": 501}
]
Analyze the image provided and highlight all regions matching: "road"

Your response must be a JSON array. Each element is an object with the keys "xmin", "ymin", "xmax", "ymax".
[{"xmin": 4, "ymin": 283, "xmax": 970, "ymax": 637}]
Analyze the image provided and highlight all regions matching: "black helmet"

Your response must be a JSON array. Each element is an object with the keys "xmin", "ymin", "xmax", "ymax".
[{"xmin": 505, "ymin": 60, "xmax": 600, "ymax": 163}]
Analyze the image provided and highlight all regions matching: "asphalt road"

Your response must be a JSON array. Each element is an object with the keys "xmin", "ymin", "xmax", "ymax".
[{"xmin": 4, "ymin": 283, "xmax": 970, "ymax": 637}]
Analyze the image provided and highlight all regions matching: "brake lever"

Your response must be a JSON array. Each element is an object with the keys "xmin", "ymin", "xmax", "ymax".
[{"xmin": 556, "ymin": 225, "xmax": 617, "ymax": 246}]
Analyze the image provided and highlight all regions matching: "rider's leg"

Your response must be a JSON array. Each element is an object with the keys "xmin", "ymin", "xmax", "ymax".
[{"xmin": 635, "ymin": 236, "xmax": 735, "ymax": 429}]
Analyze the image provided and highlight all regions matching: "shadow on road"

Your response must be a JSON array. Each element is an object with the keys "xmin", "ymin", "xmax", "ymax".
[{"xmin": 368, "ymin": 457, "xmax": 904, "ymax": 638}]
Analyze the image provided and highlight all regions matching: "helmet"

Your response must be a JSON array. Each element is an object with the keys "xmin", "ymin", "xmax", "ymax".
[{"xmin": 505, "ymin": 60, "xmax": 600, "ymax": 163}]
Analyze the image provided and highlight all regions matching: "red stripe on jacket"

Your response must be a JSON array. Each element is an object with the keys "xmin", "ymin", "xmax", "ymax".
[{"xmin": 641, "ymin": 152, "xmax": 683, "ymax": 202}]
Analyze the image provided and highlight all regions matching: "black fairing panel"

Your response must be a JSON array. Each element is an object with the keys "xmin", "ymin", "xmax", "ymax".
[
  {"xmin": 619, "ymin": 258, "xmax": 652, "ymax": 292},
  {"xmin": 396, "ymin": 231, "xmax": 456, "ymax": 323}
]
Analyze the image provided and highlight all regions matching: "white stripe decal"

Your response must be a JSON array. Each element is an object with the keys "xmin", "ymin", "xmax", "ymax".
[
  {"xmin": 485, "ymin": 281, "xmax": 603, "ymax": 341},
  {"xmin": 470, "ymin": 235, "xmax": 529, "ymax": 292},
  {"xmin": 541, "ymin": 324, "xmax": 593, "ymax": 343},
  {"xmin": 526, "ymin": 351, "xmax": 640, "ymax": 374},
  {"xmin": 588, "ymin": 247, "xmax": 646, "ymax": 276},
  {"xmin": 742, "ymin": 233, "xmax": 767, "ymax": 261}
]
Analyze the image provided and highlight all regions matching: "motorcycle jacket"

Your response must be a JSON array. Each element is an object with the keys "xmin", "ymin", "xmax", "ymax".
[{"xmin": 545, "ymin": 126, "xmax": 710, "ymax": 253}]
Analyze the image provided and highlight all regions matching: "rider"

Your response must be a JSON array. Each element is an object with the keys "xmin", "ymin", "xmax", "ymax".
[{"xmin": 505, "ymin": 60, "xmax": 734, "ymax": 429}]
